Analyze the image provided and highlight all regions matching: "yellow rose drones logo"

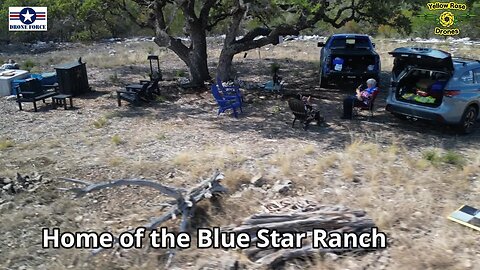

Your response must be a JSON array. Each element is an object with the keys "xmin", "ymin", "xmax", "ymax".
[
  {"xmin": 420, "ymin": 2, "xmax": 476, "ymax": 36},
  {"xmin": 439, "ymin": 11, "xmax": 455, "ymax": 27}
]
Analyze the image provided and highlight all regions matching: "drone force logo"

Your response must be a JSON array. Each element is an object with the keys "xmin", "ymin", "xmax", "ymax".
[
  {"xmin": 424, "ymin": 2, "xmax": 475, "ymax": 36},
  {"xmin": 9, "ymin": 7, "xmax": 47, "ymax": 31}
]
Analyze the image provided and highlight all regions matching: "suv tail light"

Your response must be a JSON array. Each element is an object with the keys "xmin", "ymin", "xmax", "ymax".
[
  {"xmin": 325, "ymin": 56, "xmax": 331, "ymax": 69},
  {"xmin": 375, "ymin": 56, "xmax": 380, "ymax": 71},
  {"xmin": 444, "ymin": 90, "xmax": 460, "ymax": 97}
]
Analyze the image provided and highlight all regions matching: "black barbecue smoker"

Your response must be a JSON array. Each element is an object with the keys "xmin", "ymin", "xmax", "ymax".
[{"xmin": 55, "ymin": 58, "xmax": 90, "ymax": 96}]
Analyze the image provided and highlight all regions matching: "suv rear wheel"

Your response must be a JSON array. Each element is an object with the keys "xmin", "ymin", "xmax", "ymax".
[{"xmin": 458, "ymin": 106, "xmax": 478, "ymax": 134}]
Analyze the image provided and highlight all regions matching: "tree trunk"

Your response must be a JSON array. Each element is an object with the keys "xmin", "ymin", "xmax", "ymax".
[
  {"xmin": 217, "ymin": 48, "xmax": 235, "ymax": 81},
  {"xmin": 187, "ymin": 28, "xmax": 211, "ymax": 86}
]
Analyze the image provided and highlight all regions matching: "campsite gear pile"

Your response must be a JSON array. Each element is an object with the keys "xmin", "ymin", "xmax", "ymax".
[
  {"xmin": 10, "ymin": 58, "xmax": 92, "ymax": 111},
  {"xmin": 401, "ymin": 93, "xmax": 436, "ymax": 104}
]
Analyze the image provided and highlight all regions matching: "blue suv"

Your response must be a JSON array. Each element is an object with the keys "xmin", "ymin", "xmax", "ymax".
[{"xmin": 317, "ymin": 34, "xmax": 381, "ymax": 87}]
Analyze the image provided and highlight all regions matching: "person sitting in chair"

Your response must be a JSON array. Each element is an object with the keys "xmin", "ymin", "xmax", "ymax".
[{"xmin": 341, "ymin": 78, "xmax": 379, "ymax": 119}]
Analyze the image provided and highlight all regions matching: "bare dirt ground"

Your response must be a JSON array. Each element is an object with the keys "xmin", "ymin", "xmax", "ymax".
[{"xmin": 0, "ymin": 38, "xmax": 479, "ymax": 270}]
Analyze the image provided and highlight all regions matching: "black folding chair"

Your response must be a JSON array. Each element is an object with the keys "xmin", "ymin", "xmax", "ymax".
[{"xmin": 288, "ymin": 99, "xmax": 321, "ymax": 130}]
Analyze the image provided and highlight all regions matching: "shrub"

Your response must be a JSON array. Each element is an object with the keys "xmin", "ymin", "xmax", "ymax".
[
  {"xmin": 175, "ymin": 70, "xmax": 186, "ymax": 77},
  {"xmin": 109, "ymin": 72, "xmax": 119, "ymax": 84},
  {"xmin": 111, "ymin": 135, "xmax": 122, "ymax": 145},
  {"xmin": 23, "ymin": 59, "xmax": 36, "ymax": 71},
  {"xmin": 423, "ymin": 149, "xmax": 466, "ymax": 168},
  {"xmin": 442, "ymin": 151, "xmax": 465, "ymax": 168},
  {"xmin": 157, "ymin": 134, "xmax": 167, "ymax": 141},
  {"xmin": 0, "ymin": 139, "xmax": 14, "ymax": 150},
  {"xmin": 93, "ymin": 117, "xmax": 108, "ymax": 128},
  {"xmin": 271, "ymin": 105, "xmax": 281, "ymax": 114},
  {"xmin": 377, "ymin": 25, "xmax": 399, "ymax": 38},
  {"xmin": 156, "ymin": 95, "xmax": 167, "ymax": 103},
  {"xmin": 422, "ymin": 149, "xmax": 441, "ymax": 163}
]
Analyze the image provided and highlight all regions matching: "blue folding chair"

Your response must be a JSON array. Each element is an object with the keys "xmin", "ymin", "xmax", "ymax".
[
  {"xmin": 216, "ymin": 77, "xmax": 243, "ymax": 103},
  {"xmin": 211, "ymin": 84, "xmax": 242, "ymax": 118}
]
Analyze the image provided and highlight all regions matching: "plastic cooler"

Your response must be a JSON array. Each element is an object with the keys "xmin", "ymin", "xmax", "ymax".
[{"xmin": 11, "ymin": 72, "xmax": 58, "ymax": 95}]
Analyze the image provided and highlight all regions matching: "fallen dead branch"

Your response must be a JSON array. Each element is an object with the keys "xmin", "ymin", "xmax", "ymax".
[{"xmin": 59, "ymin": 171, "xmax": 227, "ymax": 265}]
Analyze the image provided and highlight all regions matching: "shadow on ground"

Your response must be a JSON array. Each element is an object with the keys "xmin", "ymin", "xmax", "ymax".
[{"xmin": 111, "ymin": 58, "xmax": 480, "ymax": 151}]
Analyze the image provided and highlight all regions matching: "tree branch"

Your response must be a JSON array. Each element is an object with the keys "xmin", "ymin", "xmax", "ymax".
[
  {"xmin": 60, "ymin": 178, "xmax": 185, "ymax": 199},
  {"xmin": 123, "ymin": 0, "xmax": 153, "ymax": 28},
  {"xmin": 62, "ymin": 171, "xmax": 227, "ymax": 261},
  {"xmin": 230, "ymin": 24, "xmax": 299, "ymax": 54},
  {"xmin": 200, "ymin": 0, "xmax": 219, "ymax": 26}
]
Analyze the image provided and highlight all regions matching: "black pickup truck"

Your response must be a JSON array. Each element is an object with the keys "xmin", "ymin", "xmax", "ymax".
[{"xmin": 317, "ymin": 34, "xmax": 381, "ymax": 87}]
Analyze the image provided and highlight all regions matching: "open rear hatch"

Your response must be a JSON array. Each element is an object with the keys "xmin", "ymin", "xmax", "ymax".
[
  {"xmin": 389, "ymin": 47, "xmax": 454, "ymax": 79},
  {"xmin": 389, "ymin": 48, "xmax": 454, "ymax": 108}
]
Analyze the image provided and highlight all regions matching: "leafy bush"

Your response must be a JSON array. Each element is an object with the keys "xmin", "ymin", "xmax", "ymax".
[
  {"xmin": 155, "ymin": 95, "xmax": 167, "ymax": 103},
  {"xmin": 23, "ymin": 59, "xmax": 36, "ymax": 71}
]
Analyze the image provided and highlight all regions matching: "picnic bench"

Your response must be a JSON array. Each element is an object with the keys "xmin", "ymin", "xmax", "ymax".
[{"xmin": 16, "ymin": 78, "xmax": 59, "ymax": 112}]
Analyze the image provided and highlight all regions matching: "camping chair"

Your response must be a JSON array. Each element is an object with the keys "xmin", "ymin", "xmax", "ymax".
[
  {"xmin": 288, "ymin": 99, "xmax": 321, "ymax": 130},
  {"xmin": 353, "ymin": 89, "xmax": 379, "ymax": 120},
  {"xmin": 116, "ymin": 81, "xmax": 151, "ymax": 106},
  {"xmin": 216, "ymin": 77, "xmax": 243, "ymax": 103},
  {"xmin": 124, "ymin": 72, "xmax": 161, "ymax": 99},
  {"xmin": 211, "ymin": 84, "xmax": 242, "ymax": 118}
]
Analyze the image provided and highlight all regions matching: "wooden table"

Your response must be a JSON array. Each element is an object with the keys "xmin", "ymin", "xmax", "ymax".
[{"xmin": 52, "ymin": 94, "xmax": 73, "ymax": 110}]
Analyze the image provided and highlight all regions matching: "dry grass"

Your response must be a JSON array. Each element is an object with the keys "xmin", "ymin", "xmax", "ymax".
[
  {"xmin": 0, "ymin": 138, "xmax": 14, "ymax": 150},
  {"xmin": 111, "ymin": 134, "xmax": 123, "ymax": 145},
  {"xmin": 92, "ymin": 117, "xmax": 108, "ymax": 128}
]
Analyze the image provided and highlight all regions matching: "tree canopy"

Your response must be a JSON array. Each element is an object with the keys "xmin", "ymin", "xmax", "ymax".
[{"xmin": 1, "ymin": 0, "xmax": 479, "ymax": 85}]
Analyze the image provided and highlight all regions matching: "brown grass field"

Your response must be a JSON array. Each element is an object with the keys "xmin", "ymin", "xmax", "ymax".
[{"xmin": 0, "ymin": 38, "xmax": 479, "ymax": 270}]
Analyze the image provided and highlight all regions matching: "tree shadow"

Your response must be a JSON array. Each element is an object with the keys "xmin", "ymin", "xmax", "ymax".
[
  {"xmin": 108, "ymin": 57, "xmax": 480, "ymax": 150},
  {"xmin": 209, "ymin": 59, "xmax": 480, "ymax": 149}
]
